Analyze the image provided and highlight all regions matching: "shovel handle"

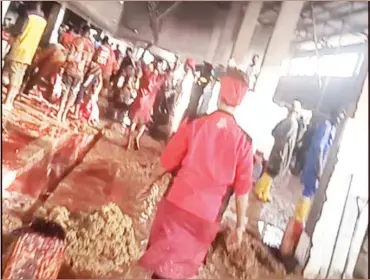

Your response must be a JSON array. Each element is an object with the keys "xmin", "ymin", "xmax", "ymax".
[{"xmin": 21, "ymin": 192, "xmax": 50, "ymax": 224}]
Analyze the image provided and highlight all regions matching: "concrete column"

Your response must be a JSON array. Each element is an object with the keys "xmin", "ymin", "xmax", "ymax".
[
  {"xmin": 205, "ymin": 15, "xmax": 223, "ymax": 63},
  {"xmin": 213, "ymin": 2, "xmax": 243, "ymax": 66},
  {"xmin": 232, "ymin": 2, "xmax": 263, "ymax": 69},
  {"xmin": 42, "ymin": 2, "xmax": 66, "ymax": 45},
  {"xmin": 235, "ymin": 1, "xmax": 304, "ymax": 156},
  {"xmin": 243, "ymin": 25, "xmax": 274, "ymax": 71},
  {"xmin": 2, "ymin": 1, "xmax": 11, "ymax": 24}
]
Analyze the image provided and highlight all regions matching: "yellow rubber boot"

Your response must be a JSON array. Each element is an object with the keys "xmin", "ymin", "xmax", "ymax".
[
  {"xmin": 294, "ymin": 197, "xmax": 312, "ymax": 223},
  {"xmin": 254, "ymin": 172, "xmax": 273, "ymax": 203}
]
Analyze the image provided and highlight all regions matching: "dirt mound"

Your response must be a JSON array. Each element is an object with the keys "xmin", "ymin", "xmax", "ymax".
[
  {"xmin": 34, "ymin": 203, "xmax": 140, "ymax": 278},
  {"xmin": 200, "ymin": 228, "xmax": 302, "ymax": 279},
  {"xmin": 2, "ymin": 212, "xmax": 23, "ymax": 235}
]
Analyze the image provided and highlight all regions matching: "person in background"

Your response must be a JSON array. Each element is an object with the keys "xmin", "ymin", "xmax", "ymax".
[
  {"xmin": 92, "ymin": 35, "xmax": 117, "ymax": 98},
  {"xmin": 184, "ymin": 62, "xmax": 214, "ymax": 120},
  {"xmin": 79, "ymin": 76, "xmax": 103, "ymax": 127},
  {"xmin": 111, "ymin": 47, "xmax": 134, "ymax": 88},
  {"xmin": 206, "ymin": 76, "xmax": 221, "ymax": 114},
  {"xmin": 2, "ymin": 1, "xmax": 47, "ymax": 111},
  {"xmin": 126, "ymin": 58, "xmax": 168, "ymax": 150},
  {"xmin": 114, "ymin": 44, "xmax": 122, "ymax": 62},
  {"xmin": 295, "ymin": 108, "xmax": 345, "ymax": 224},
  {"xmin": 76, "ymin": 60, "xmax": 103, "ymax": 116},
  {"xmin": 139, "ymin": 67, "xmax": 253, "ymax": 279},
  {"xmin": 113, "ymin": 44, "xmax": 124, "ymax": 77},
  {"xmin": 292, "ymin": 116, "xmax": 317, "ymax": 176},
  {"xmin": 253, "ymin": 150, "xmax": 265, "ymax": 185},
  {"xmin": 93, "ymin": 33, "xmax": 101, "ymax": 49},
  {"xmin": 291, "ymin": 115, "xmax": 309, "ymax": 176},
  {"xmin": 59, "ymin": 25, "xmax": 75, "ymax": 49},
  {"xmin": 254, "ymin": 100, "xmax": 301, "ymax": 203},
  {"xmin": 113, "ymin": 63, "xmax": 137, "ymax": 123},
  {"xmin": 57, "ymin": 25, "xmax": 94, "ymax": 122},
  {"xmin": 120, "ymin": 47, "xmax": 134, "ymax": 71},
  {"xmin": 246, "ymin": 54, "xmax": 260, "ymax": 91},
  {"xmin": 23, "ymin": 43, "xmax": 67, "ymax": 101},
  {"xmin": 196, "ymin": 64, "xmax": 216, "ymax": 116},
  {"xmin": 170, "ymin": 58, "xmax": 196, "ymax": 135},
  {"xmin": 196, "ymin": 78, "xmax": 213, "ymax": 115},
  {"xmin": 75, "ymin": 61, "xmax": 103, "ymax": 119}
]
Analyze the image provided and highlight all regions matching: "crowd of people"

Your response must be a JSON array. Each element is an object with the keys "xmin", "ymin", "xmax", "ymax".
[{"xmin": 1, "ymin": 2, "xmax": 220, "ymax": 149}]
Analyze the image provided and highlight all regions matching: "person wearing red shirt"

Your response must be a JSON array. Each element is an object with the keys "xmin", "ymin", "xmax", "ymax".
[
  {"xmin": 127, "ymin": 58, "xmax": 168, "ymax": 150},
  {"xmin": 138, "ymin": 67, "xmax": 253, "ymax": 279},
  {"xmin": 59, "ymin": 27, "xmax": 75, "ymax": 49},
  {"xmin": 92, "ymin": 36, "xmax": 117, "ymax": 97},
  {"xmin": 57, "ymin": 25, "xmax": 94, "ymax": 122}
]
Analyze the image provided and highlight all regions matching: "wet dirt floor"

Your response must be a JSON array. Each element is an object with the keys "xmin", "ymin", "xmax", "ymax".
[{"xmin": 2, "ymin": 97, "xmax": 303, "ymax": 279}]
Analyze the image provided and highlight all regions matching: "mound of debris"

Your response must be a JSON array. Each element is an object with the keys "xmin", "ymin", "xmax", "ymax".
[
  {"xmin": 200, "ymin": 228, "xmax": 302, "ymax": 279},
  {"xmin": 34, "ymin": 203, "xmax": 140, "ymax": 278},
  {"xmin": 2, "ymin": 212, "xmax": 23, "ymax": 235}
]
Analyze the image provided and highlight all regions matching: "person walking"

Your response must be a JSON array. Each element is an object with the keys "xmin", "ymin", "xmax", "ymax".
[
  {"xmin": 254, "ymin": 100, "xmax": 302, "ymax": 203},
  {"xmin": 2, "ymin": 1, "xmax": 47, "ymax": 112},
  {"xmin": 295, "ymin": 108, "xmax": 344, "ymax": 223},
  {"xmin": 126, "ymin": 59, "xmax": 168, "ymax": 150},
  {"xmin": 56, "ymin": 25, "xmax": 94, "ymax": 122},
  {"xmin": 170, "ymin": 58, "xmax": 196, "ymax": 135},
  {"xmin": 139, "ymin": 67, "xmax": 253, "ymax": 279}
]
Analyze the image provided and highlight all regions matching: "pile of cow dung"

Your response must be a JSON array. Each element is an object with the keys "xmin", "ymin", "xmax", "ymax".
[
  {"xmin": 32, "ymin": 203, "xmax": 140, "ymax": 278},
  {"xmin": 199, "ymin": 228, "xmax": 302, "ymax": 279}
]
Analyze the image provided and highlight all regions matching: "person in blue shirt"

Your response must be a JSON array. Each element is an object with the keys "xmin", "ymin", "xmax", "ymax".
[{"xmin": 295, "ymin": 108, "xmax": 345, "ymax": 223}]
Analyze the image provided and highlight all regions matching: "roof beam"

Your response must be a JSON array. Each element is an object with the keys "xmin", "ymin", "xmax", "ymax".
[
  {"xmin": 299, "ymin": 5, "xmax": 368, "ymax": 28},
  {"xmin": 296, "ymin": 2, "xmax": 368, "ymax": 43},
  {"xmin": 294, "ymin": 25, "xmax": 368, "ymax": 44}
]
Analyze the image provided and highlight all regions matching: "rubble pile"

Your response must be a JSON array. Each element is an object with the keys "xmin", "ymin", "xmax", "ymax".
[
  {"xmin": 2, "ymin": 212, "xmax": 22, "ymax": 235},
  {"xmin": 35, "ymin": 203, "xmax": 140, "ymax": 278},
  {"xmin": 200, "ymin": 228, "xmax": 302, "ymax": 279}
]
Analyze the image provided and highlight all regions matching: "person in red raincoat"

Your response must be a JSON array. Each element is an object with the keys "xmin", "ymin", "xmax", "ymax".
[
  {"xmin": 139, "ymin": 67, "xmax": 253, "ymax": 279},
  {"xmin": 92, "ymin": 35, "xmax": 117, "ymax": 97},
  {"xmin": 127, "ymin": 58, "xmax": 168, "ymax": 150}
]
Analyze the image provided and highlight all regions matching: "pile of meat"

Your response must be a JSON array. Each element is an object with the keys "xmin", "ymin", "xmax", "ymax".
[
  {"xmin": 33, "ymin": 203, "xmax": 140, "ymax": 278},
  {"xmin": 199, "ymin": 228, "xmax": 302, "ymax": 279}
]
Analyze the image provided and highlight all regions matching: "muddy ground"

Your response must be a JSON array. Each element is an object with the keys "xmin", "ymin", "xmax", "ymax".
[{"xmin": 2, "ymin": 100, "xmax": 303, "ymax": 279}]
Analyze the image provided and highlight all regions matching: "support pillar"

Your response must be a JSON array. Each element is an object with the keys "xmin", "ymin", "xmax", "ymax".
[
  {"xmin": 231, "ymin": 2, "xmax": 263, "ymax": 69},
  {"xmin": 212, "ymin": 2, "xmax": 243, "ymax": 66},
  {"xmin": 2, "ymin": 1, "xmax": 11, "ymax": 24},
  {"xmin": 235, "ymin": 1, "xmax": 304, "ymax": 156},
  {"xmin": 205, "ymin": 15, "xmax": 223, "ymax": 63},
  {"xmin": 42, "ymin": 2, "xmax": 66, "ymax": 45}
]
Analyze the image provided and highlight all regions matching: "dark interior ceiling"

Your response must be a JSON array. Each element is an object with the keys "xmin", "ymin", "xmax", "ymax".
[
  {"xmin": 258, "ymin": 1, "xmax": 368, "ymax": 44},
  {"xmin": 144, "ymin": 1, "xmax": 368, "ymax": 45}
]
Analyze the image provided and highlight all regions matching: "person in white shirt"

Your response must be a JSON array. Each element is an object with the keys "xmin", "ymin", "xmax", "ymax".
[{"xmin": 170, "ymin": 58, "xmax": 196, "ymax": 135}]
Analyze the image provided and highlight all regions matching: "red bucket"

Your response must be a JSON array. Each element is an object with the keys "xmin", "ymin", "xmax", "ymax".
[{"xmin": 280, "ymin": 218, "xmax": 304, "ymax": 257}]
